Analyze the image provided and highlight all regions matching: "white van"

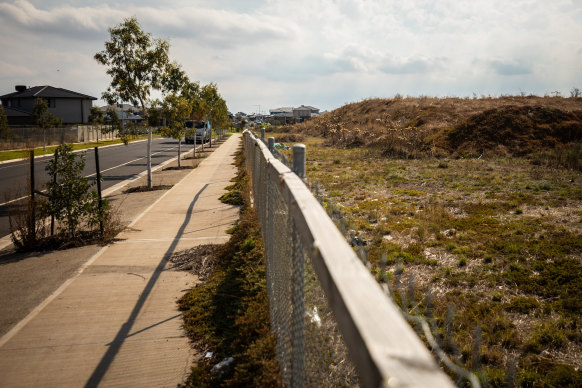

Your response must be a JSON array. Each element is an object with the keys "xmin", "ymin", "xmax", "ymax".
[{"xmin": 185, "ymin": 121, "xmax": 210, "ymax": 144}]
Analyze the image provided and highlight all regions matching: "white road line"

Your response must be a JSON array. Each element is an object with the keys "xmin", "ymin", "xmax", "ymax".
[
  {"xmin": 0, "ymin": 143, "xmax": 181, "ymax": 207},
  {"xmin": 0, "ymin": 144, "xmax": 200, "ymax": 250},
  {"xmin": 0, "ymin": 142, "xmax": 209, "ymax": 343}
]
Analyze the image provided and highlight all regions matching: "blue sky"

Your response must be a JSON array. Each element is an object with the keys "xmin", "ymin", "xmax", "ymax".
[{"xmin": 1, "ymin": 0, "xmax": 581, "ymax": 114}]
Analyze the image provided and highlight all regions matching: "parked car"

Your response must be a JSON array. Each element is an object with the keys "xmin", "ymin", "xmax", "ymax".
[{"xmin": 185, "ymin": 121, "xmax": 210, "ymax": 144}]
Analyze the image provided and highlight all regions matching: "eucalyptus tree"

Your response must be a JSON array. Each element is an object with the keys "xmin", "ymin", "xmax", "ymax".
[
  {"xmin": 88, "ymin": 107, "xmax": 104, "ymax": 143},
  {"xmin": 199, "ymin": 83, "xmax": 230, "ymax": 138},
  {"xmin": 94, "ymin": 16, "xmax": 170, "ymax": 188},
  {"xmin": 160, "ymin": 93, "xmax": 191, "ymax": 168},
  {"xmin": 33, "ymin": 98, "xmax": 62, "ymax": 151}
]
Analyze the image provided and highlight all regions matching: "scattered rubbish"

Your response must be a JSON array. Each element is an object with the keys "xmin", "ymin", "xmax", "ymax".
[
  {"xmin": 211, "ymin": 357, "xmax": 235, "ymax": 379},
  {"xmin": 204, "ymin": 352, "xmax": 213, "ymax": 358},
  {"xmin": 307, "ymin": 306, "xmax": 322, "ymax": 327},
  {"xmin": 274, "ymin": 143, "xmax": 290, "ymax": 150}
]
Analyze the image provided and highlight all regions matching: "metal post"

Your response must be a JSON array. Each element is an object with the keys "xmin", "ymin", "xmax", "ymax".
[
  {"xmin": 51, "ymin": 151, "xmax": 58, "ymax": 236},
  {"xmin": 146, "ymin": 127, "xmax": 152, "ymax": 189},
  {"xmin": 261, "ymin": 128, "xmax": 266, "ymax": 142},
  {"xmin": 292, "ymin": 144, "xmax": 306, "ymax": 179},
  {"xmin": 193, "ymin": 128, "xmax": 196, "ymax": 160},
  {"xmin": 268, "ymin": 137, "xmax": 275, "ymax": 152},
  {"xmin": 290, "ymin": 218, "xmax": 305, "ymax": 388},
  {"xmin": 29, "ymin": 150, "xmax": 35, "ymax": 241},
  {"xmin": 94, "ymin": 147, "xmax": 104, "ymax": 236}
]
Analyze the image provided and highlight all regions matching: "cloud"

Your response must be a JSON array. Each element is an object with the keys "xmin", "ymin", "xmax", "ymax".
[
  {"xmin": 0, "ymin": 0, "xmax": 125, "ymax": 39},
  {"xmin": 379, "ymin": 57, "xmax": 447, "ymax": 75},
  {"xmin": 0, "ymin": 1, "xmax": 292, "ymax": 48},
  {"xmin": 489, "ymin": 60, "xmax": 532, "ymax": 76},
  {"xmin": 1, "ymin": 0, "xmax": 582, "ymax": 114}
]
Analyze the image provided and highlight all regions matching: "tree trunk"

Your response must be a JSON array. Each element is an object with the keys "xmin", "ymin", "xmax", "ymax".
[
  {"xmin": 178, "ymin": 138, "xmax": 181, "ymax": 168},
  {"xmin": 147, "ymin": 127, "xmax": 152, "ymax": 188}
]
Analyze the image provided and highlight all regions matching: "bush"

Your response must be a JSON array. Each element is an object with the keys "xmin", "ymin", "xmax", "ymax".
[
  {"xmin": 43, "ymin": 145, "xmax": 107, "ymax": 239},
  {"xmin": 9, "ymin": 144, "xmax": 116, "ymax": 251}
]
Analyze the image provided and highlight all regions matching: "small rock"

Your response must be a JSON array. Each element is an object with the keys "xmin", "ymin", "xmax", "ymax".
[
  {"xmin": 443, "ymin": 229, "xmax": 456, "ymax": 237},
  {"xmin": 350, "ymin": 236, "xmax": 366, "ymax": 247},
  {"xmin": 383, "ymin": 235, "xmax": 393, "ymax": 241}
]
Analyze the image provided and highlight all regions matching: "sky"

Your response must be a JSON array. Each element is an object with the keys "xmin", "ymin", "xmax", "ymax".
[{"xmin": 0, "ymin": 0, "xmax": 581, "ymax": 115}]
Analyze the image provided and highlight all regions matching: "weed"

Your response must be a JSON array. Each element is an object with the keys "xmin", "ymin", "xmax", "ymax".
[
  {"xmin": 505, "ymin": 297, "xmax": 540, "ymax": 313},
  {"xmin": 273, "ymin": 95, "xmax": 582, "ymax": 386},
  {"xmin": 179, "ymin": 145, "xmax": 281, "ymax": 387}
]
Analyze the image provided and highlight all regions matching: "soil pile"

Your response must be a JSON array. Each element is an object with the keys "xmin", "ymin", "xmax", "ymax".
[
  {"xmin": 290, "ymin": 96, "xmax": 582, "ymax": 159},
  {"xmin": 442, "ymin": 106, "xmax": 582, "ymax": 157}
]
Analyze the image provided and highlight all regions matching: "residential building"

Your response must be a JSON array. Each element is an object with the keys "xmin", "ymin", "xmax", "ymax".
[
  {"xmin": 0, "ymin": 85, "xmax": 97, "ymax": 125},
  {"xmin": 293, "ymin": 105, "xmax": 320, "ymax": 119},
  {"xmin": 99, "ymin": 104, "xmax": 144, "ymax": 127},
  {"xmin": 268, "ymin": 105, "xmax": 320, "ymax": 124}
]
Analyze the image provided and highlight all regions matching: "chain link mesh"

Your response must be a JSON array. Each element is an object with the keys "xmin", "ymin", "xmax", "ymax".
[{"xmin": 244, "ymin": 132, "xmax": 359, "ymax": 387}]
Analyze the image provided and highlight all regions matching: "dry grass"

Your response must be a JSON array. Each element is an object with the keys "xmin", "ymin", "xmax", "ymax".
[
  {"xmin": 268, "ymin": 95, "xmax": 582, "ymax": 386},
  {"xmin": 288, "ymin": 96, "xmax": 582, "ymax": 163}
]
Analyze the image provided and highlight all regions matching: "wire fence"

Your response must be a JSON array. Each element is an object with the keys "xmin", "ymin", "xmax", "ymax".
[
  {"xmin": 243, "ymin": 129, "xmax": 455, "ymax": 388},
  {"xmin": 0, "ymin": 126, "xmax": 119, "ymax": 150}
]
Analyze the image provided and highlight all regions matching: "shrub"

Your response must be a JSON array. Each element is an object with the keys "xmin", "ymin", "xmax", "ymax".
[
  {"xmin": 505, "ymin": 297, "xmax": 540, "ymax": 313},
  {"xmin": 43, "ymin": 145, "xmax": 106, "ymax": 239}
]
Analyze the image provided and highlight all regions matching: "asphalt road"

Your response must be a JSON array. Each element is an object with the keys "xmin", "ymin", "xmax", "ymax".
[{"xmin": 0, "ymin": 137, "xmax": 198, "ymax": 239}]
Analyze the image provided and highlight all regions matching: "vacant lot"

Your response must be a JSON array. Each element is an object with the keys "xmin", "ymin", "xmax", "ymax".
[{"xmin": 272, "ymin": 96, "xmax": 582, "ymax": 387}]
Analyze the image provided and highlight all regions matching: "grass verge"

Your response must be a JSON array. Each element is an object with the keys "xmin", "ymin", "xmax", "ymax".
[{"xmin": 177, "ymin": 145, "xmax": 281, "ymax": 387}]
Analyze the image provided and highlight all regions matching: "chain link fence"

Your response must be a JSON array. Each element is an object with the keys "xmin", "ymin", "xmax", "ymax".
[
  {"xmin": 243, "ymin": 129, "xmax": 455, "ymax": 388},
  {"xmin": 0, "ymin": 126, "xmax": 118, "ymax": 150}
]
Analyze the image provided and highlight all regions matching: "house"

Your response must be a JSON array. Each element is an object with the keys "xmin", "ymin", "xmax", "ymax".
[
  {"xmin": 99, "ymin": 104, "xmax": 143, "ymax": 125},
  {"xmin": 293, "ymin": 105, "xmax": 320, "ymax": 119},
  {"xmin": 0, "ymin": 85, "xmax": 97, "ymax": 125},
  {"xmin": 268, "ymin": 105, "xmax": 320, "ymax": 124},
  {"xmin": 99, "ymin": 104, "xmax": 144, "ymax": 127},
  {"xmin": 270, "ymin": 107, "xmax": 294, "ymax": 119},
  {"xmin": 99, "ymin": 103, "xmax": 143, "ymax": 116},
  {"xmin": 2, "ymin": 106, "xmax": 36, "ymax": 126}
]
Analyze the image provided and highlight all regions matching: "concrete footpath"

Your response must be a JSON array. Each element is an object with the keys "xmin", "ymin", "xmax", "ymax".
[{"xmin": 0, "ymin": 134, "xmax": 242, "ymax": 387}]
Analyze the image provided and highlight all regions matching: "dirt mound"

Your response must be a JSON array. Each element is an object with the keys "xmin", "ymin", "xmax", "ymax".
[
  {"xmin": 290, "ymin": 96, "xmax": 582, "ymax": 158},
  {"xmin": 442, "ymin": 106, "xmax": 582, "ymax": 156}
]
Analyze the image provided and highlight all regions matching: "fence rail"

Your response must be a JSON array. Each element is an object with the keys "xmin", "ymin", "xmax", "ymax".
[{"xmin": 243, "ymin": 129, "xmax": 454, "ymax": 387}]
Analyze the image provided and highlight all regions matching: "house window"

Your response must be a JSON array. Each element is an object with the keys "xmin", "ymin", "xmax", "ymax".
[{"xmin": 44, "ymin": 98, "xmax": 55, "ymax": 108}]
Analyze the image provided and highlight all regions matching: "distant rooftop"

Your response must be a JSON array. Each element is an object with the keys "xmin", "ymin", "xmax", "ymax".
[{"xmin": 0, "ymin": 85, "xmax": 97, "ymax": 100}]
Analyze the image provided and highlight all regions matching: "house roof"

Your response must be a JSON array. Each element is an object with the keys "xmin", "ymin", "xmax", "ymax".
[
  {"xmin": 270, "ymin": 107, "xmax": 293, "ymax": 113},
  {"xmin": 2, "ymin": 106, "xmax": 33, "ymax": 117},
  {"xmin": 295, "ymin": 105, "xmax": 318, "ymax": 111},
  {"xmin": 99, "ymin": 103, "xmax": 141, "ymax": 112},
  {"xmin": 0, "ymin": 85, "xmax": 97, "ymax": 100}
]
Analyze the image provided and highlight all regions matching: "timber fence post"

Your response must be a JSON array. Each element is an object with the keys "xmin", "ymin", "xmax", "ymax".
[{"xmin": 292, "ymin": 144, "xmax": 306, "ymax": 179}]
